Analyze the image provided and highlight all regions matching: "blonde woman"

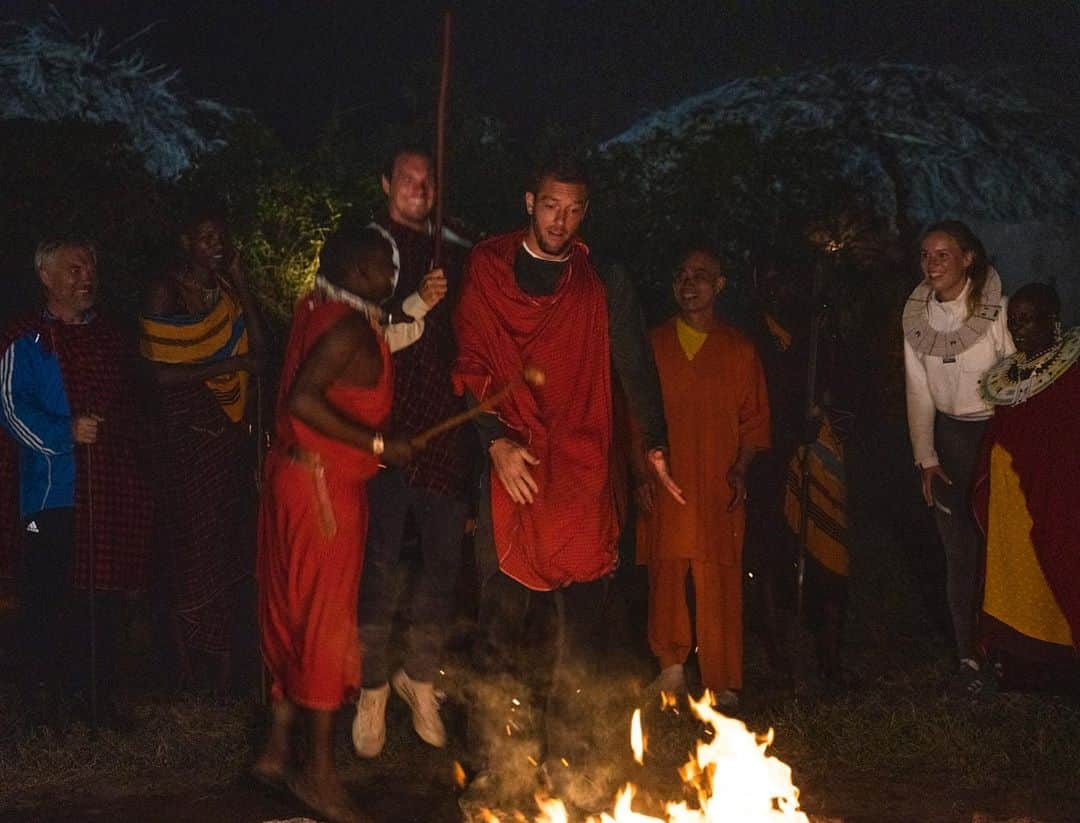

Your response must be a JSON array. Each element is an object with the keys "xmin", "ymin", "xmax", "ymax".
[{"xmin": 903, "ymin": 220, "xmax": 1013, "ymax": 695}]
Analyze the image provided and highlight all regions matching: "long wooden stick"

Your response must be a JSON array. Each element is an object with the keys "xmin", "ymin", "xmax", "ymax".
[
  {"xmin": 431, "ymin": 9, "xmax": 452, "ymax": 269},
  {"xmin": 411, "ymin": 365, "xmax": 545, "ymax": 450}
]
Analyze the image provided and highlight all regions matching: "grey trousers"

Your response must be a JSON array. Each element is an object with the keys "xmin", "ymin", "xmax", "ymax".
[
  {"xmin": 357, "ymin": 469, "xmax": 467, "ymax": 687},
  {"xmin": 930, "ymin": 414, "xmax": 989, "ymax": 661}
]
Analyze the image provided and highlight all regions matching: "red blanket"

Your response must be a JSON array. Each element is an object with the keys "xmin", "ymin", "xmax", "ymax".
[
  {"xmin": 453, "ymin": 231, "xmax": 617, "ymax": 590},
  {"xmin": 975, "ymin": 363, "xmax": 1080, "ymax": 649},
  {"xmin": 0, "ymin": 314, "xmax": 153, "ymax": 592}
]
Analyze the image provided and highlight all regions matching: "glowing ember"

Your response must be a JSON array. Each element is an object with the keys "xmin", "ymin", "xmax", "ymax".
[
  {"xmin": 454, "ymin": 760, "xmax": 468, "ymax": 788},
  {"xmin": 535, "ymin": 793, "xmax": 570, "ymax": 823},
  {"xmin": 630, "ymin": 709, "xmax": 646, "ymax": 765},
  {"xmin": 522, "ymin": 693, "xmax": 806, "ymax": 822},
  {"xmin": 478, "ymin": 692, "xmax": 806, "ymax": 822}
]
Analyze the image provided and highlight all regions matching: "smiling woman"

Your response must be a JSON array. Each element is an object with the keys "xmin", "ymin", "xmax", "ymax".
[
  {"xmin": 902, "ymin": 219, "xmax": 1014, "ymax": 694},
  {"xmin": 138, "ymin": 205, "xmax": 271, "ymax": 693}
]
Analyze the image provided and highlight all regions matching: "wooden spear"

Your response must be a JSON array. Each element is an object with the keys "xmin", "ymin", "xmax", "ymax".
[{"xmin": 431, "ymin": 9, "xmax": 452, "ymax": 269}]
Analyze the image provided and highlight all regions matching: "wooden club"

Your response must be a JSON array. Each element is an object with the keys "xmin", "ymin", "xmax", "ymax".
[{"xmin": 410, "ymin": 365, "xmax": 545, "ymax": 450}]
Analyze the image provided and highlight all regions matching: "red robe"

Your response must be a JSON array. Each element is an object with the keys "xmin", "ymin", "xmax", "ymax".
[
  {"xmin": 974, "ymin": 362, "xmax": 1080, "ymax": 658},
  {"xmin": 453, "ymin": 231, "xmax": 617, "ymax": 591},
  {"xmin": 257, "ymin": 295, "xmax": 392, "ymax": 710}
]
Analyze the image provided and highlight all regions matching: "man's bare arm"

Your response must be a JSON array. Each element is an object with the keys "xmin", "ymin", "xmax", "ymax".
[
  {"xmin": 223, "ymin": 251, "xmax": 272, "ymax": 357},
  {"xmin": 288, "ymin": 314, "xmax": 410, "ymax": 466}
]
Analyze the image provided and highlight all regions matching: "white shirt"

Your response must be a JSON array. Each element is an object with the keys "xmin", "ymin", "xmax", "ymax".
[{"xmin": 904, "ymin": 279, "xmax": 1014, "ymax": 468}]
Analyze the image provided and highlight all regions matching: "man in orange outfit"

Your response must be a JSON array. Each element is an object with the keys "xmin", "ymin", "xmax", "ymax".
[
  {"xmin": 636, "ymin": 245, "xmax": 770, "ymax": 710},
  {"xmin": 253, "ymin": 228, "xmax": 414, "ymax": 823}
]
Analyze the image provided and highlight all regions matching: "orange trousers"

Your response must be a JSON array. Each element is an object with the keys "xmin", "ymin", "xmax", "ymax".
[
  {"xmin": 257, "ymin": 452, "xmax": 367, "ymax": 710},
  {"xmin": 647, "ymin": 558, "xmax": 742, "ymax": 691}
]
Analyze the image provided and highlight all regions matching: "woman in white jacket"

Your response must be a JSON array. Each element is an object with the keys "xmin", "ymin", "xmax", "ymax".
[{"xmin": 903, "ymin": 220, "xmax": 1013, "ymax": 694}]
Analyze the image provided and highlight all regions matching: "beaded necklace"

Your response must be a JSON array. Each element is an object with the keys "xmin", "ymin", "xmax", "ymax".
[
  {"xmin": 982, "ymin": 327, "xmax": 1080, "ymax": 406},
  {"xmin": 313, "ymin": 275, "xmax": 385, "ymax": 328}
]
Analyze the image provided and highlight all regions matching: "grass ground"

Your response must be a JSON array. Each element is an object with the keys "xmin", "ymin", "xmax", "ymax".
[{"xmin": 1, "ymin": 416, "xmax": 1078, "ymax": 822}]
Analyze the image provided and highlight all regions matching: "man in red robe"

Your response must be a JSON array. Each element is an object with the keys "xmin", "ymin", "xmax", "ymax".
[
  {"xmin": 453, "ymin": 155, "xmax": 682, "ymax": 811},
  {"xmin": 253, "ymin": 228, "xmax": 412, "ymax": 823},
  {"xmin": 636, "ymin": 246, "xmax": 771, "ymax": 710}
]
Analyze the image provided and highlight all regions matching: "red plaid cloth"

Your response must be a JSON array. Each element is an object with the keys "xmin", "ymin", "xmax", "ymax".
[
  {"xmin": 453, "ymin": 231, "xmax": 618, "ymax": 591},
  {"xmin": 378, "ymin": 216, "xmax": 470, "ymax": 498},
  {"xmin": 0, "ymin": 314, "xmax": 153, "ymax": 592},
  {"xmin": 147, "ymin": 378, "xmax": 250, "ymax": 654}
]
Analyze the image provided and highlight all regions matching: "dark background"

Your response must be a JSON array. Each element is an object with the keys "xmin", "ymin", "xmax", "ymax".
[{"xmin": 7, "ymin": 0, "xmax": 1080, "ymax": 149}]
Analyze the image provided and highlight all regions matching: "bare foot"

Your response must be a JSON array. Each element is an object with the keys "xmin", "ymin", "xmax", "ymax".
[
  {"xmin": 250, "ymin": 755, "xmax": 288, "ymax": 790},
  {"xmin": 288, "ymin": 770, "xmax": 368, "ymax": 823}
]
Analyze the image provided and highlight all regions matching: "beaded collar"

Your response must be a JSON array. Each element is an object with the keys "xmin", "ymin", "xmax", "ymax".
[
  {"xmin": 313, "ymin": 275, "xmax": 385, "ymax": 326},
  {"xmin": 981, "ymin": 327, "xmax": 1080, "ymax": 406},
  {"xmin": 903, "ymin": 268, "xmax": 1004, "ymax": 358}
]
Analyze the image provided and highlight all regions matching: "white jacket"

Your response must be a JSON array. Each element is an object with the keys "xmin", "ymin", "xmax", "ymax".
[{"xmin": 904, "ymin": 278, "xmax": 1014, "ymax": 468}]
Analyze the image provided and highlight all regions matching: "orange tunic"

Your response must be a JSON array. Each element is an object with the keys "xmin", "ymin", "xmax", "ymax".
[
  {"xmin": 637, "ymin": 319, "xmax": 770, "ymax": 691},
  {"xmin": 637, "ymin": 319, "xmax": 771, "ymax": 565},
  {"xmin": 257, "ymin": 295, "xmax": 392, "ymax": 710}
]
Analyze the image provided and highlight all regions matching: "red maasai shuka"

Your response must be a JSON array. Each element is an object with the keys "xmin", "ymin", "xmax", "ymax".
[
  {"xmin": 974, "ymin": 363, "xmax": 1080, "ymax": 650},
  {"xmin": 0, "ymin": 314, "xmax": 153, "ymax": 592},
  {"xmin": 453, "ymin": 230, "xmax": 617, "ymax": 591},
  {"xmin": 257, "ymin": 294, "xmax": 392, "ymax": 710}
]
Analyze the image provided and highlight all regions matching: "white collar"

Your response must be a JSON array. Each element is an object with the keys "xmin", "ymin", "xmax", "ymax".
[
  {"xmin": 932, "ymin": 277, "xmax": 972, "ymax": 315},
  {"xmin": 520, "ymin": 240, "xmax": 570, "ymax": 264},
  {"xmin": 314, "ymin": 275, "xmax": 385, "ymax": 325}
]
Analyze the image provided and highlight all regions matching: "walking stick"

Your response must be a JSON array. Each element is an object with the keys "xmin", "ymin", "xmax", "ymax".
[
  {"xmin": 795, "ymin": 264, "xmax": 828, "ymax": 619},
  {"xmin": 409, "ymin": 366, "xmax": 545, "ymax": 451},
  {"xmin": 254, "ymin": 375, "xmax": 270, "ymax": 706},
  {"xmin": 431, "ymin": 9, "xmax": 452, "ymax": 269},
  {"xmin": 86, "ymin": 444, "xmax": 98, "ymax": 733}
]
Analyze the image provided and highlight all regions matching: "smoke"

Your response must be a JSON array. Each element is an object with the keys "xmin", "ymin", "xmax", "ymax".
[{"xmin": 446, "ymin": 640, "xmax": 658, "ymax": 815}]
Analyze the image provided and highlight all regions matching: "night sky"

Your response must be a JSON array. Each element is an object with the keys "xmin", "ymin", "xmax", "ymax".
[{"xmin": 6, "ymin": 0, "xmax": 1080, "ymax": 150}]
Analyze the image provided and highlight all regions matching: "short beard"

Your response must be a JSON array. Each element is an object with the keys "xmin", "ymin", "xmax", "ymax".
[{"xmin": 531, "ymin": 218, "xmax": 572, "ymax": 260}]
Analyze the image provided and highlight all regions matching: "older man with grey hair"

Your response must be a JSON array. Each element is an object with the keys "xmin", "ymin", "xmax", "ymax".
[{"xmin": 0, "ymin": 238, "xmax": 152, "ymax": 730}]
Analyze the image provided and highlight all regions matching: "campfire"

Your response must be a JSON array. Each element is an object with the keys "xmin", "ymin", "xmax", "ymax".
[{"xmin": 520, "ymin": 693, "xmax": 808, "ymax": 822}]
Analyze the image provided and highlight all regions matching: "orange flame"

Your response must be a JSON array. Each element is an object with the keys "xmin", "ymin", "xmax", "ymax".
[
  {"xmin": 485, "ymin": 693, "xmax": 807, "ymax": 822},
  {"xmin": 630, "ymin": 708, "xmax": 646, "ymax": 765},
  {"xmin": 534, "ymin": 792, "xmax": 569, "ymax": 823}
]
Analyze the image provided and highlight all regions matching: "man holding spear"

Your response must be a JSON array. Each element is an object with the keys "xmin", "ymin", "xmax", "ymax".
[{"xmin": 351, "ymin": 145, "xmax": 473, "ymax": 758}]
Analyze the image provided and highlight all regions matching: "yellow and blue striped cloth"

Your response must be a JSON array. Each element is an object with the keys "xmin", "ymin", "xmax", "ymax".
[{"xmin": 140, "ymin": 290, "xmax": 249, "ymax": 423}]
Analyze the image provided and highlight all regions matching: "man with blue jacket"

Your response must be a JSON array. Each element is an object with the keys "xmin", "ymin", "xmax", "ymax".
[{"xmin": 0, "ymin": 238, "xmax": 152, "ymax": 729}]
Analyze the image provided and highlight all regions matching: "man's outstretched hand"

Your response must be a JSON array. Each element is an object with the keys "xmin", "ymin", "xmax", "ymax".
[
  {"xmin": 647, "ymin": 448, "xmax": 686, "ymax": 506},
  {"xmin": 490, "ymin": 437, "xmax": 540, "ymax": 504}
]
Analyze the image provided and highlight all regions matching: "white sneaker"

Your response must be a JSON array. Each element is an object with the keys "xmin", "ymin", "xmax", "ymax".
[
  {"xmin": 391, "ymin": 668, "xmax": 446, "ymax": 748},
  {"xmin": 352, "ymin": 683, "xmax": 389, "ymax": 758},
  {"xmin": 648, "ymin": 663, "xmax": 687, "ymax": 695}
]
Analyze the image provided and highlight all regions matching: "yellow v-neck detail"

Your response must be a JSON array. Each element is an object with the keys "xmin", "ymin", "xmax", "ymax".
[{"xmin": 676, "ymin": 317, "xmax": 709, "ymax": 360}]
